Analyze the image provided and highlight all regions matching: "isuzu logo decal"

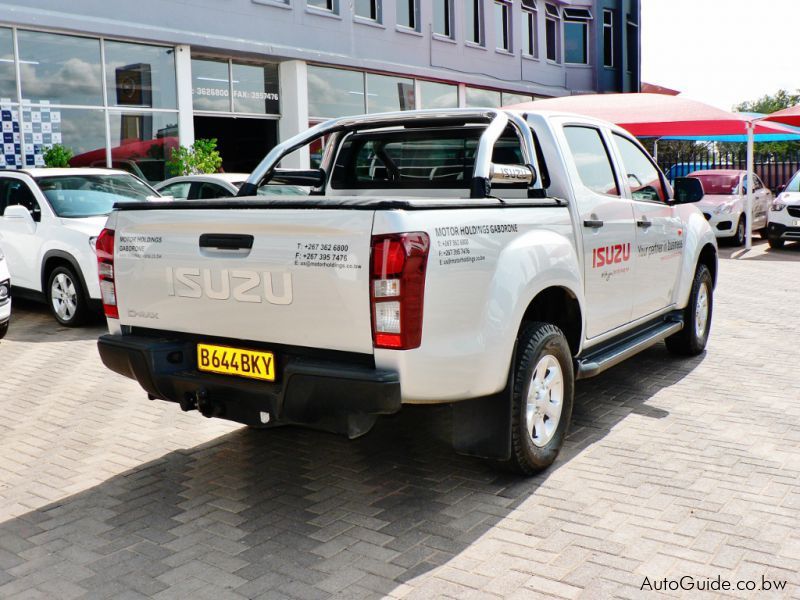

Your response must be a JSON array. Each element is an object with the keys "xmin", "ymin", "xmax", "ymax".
[
  {"xmin": 592, "ymin": 243, "xmax": 631, "ymax": 268},
  {"xmin": 166, "ymin": 268, "xmax": 293, "ymax": 305}
]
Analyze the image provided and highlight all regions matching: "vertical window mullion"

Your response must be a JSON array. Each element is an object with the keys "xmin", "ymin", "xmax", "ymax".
[
  {"xmin": 11, "ymin": 27, "xmax": 25, "ymax": 170},
  {"xmin": 446, "ymin": 0, "xmax": 451, "ymax": 37},
  {"xmin": 99, "ymin": 38, "xmax": 113, "ymax": 167},
  {"xmin": 228, "ymin": 59, "xmax": 235, "ymax": 113}
]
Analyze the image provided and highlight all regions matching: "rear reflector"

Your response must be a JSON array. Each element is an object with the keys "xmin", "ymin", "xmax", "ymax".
[
  {"xmin": 370, "ymin": 232, "xmax": 429, "ymax": 350},
  {"xmin": 96, "ymin": 228, "xmax": 118, "ymax": 319}
]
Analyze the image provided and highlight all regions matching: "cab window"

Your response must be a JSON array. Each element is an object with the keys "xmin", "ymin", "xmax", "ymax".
[
  {"xmin": 563, "ymin": 126, "xmax": 620, "ymax": 196},
  {"xmin": 613, "ymin": 133, "xmax": 667, "ymax": 202},
  {"xmin": 195, "ymin": 182, "xmax": 234, "ymax": 199},
  {"xmin": 0, "ymin": 178, "xmax": 41, "ymax": 221},
  {"xmin": 158, "ymin": 181, "xmax": 191, "ymax": 199}
]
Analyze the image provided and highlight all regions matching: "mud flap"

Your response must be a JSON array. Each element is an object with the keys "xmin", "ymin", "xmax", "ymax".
[{"xmin": 452, "ymin": 360, "xmax": 514, "ymax": 461}]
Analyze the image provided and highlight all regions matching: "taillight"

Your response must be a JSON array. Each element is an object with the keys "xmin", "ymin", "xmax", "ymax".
[
  {"xmin": 370, "ymin": 232, "xmax": 429, "ymax": 350},
  {"xmin": 96, "ymin": 228, "xmax": 118, "ymax": 319}
]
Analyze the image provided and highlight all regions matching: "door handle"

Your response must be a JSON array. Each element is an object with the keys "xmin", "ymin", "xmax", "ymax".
[
  {"xmin": 199, "ymin": 233, "xmax": 254, "ymax": 250},
  {"xmin": 637, "ymin": 218, "xmax": 652, "ymax": 229},
  {"xmin": 583, "ymin": 219, "xmax": 604, "ymax": 229}
]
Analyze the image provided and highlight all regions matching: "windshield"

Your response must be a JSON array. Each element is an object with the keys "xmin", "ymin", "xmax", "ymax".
[
  {"xmin": 36, "ymin": 174, "xmax": 157, "ymax": 217},
  {"xmin": 688, "ymin": 173, "xmax": 740, "ymax": 196},
  {"xmin": 784, "ymin": 171, "xmax": 800, "ymax": 193}
]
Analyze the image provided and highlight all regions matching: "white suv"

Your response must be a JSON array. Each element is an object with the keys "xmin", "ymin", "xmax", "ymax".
[
  {"xmin": 0, "ymin": 169, "xmax": 161, "ymax": 326},
  {"xmin": 0, "ymin": 246, "xmax": 10, "ymax": 339},
  {"xmin": 767, "ymin": 169, "xmax": 800, "ymax": 249}
]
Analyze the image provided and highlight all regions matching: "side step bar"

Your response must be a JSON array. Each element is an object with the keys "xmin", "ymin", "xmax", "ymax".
[{"xmin": 576, "ymin": 315, "xmax": 684, "ymax": 380}]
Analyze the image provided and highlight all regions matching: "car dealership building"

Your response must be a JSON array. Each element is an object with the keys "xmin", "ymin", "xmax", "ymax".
[{"xmin": 0, "ymin": 0, "xmax": 639, "ymax": 179}]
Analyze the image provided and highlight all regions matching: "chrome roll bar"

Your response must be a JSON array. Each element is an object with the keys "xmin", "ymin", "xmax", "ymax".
[{"xmin": 241, "ymin": 108, "xmax": 541, "ymax": 198}]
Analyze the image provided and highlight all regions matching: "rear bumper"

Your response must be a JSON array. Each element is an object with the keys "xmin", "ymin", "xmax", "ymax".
[
  {"xmin": 768, "ymin": 222, "xmax": 800, "ymax": 241},
  {"xmin": 97, "ymin": 333, "xmax": 401, "ymax": 428}
]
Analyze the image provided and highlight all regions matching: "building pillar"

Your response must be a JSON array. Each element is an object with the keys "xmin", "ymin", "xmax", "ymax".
[
  {"xmin": 279, "ymin": 60, "xmax": 309, "ymax": 169},
  {"xmin": 457, "ymin": 83, "xmax": 467, "ymax": 108},
  {"xmin": 174, "ymin": 44, "xmax": 195, "ymax": 147}
]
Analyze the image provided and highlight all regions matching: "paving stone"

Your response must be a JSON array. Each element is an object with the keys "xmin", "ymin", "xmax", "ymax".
[{"xmin": 0, "ymin": 244, "xmax": 798, "ymax": 598}]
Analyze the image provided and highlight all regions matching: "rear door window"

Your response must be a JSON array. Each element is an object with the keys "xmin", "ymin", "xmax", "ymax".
[{"xmin": 563, "ymin": 126, "xmax": 619, "ymax": 196}]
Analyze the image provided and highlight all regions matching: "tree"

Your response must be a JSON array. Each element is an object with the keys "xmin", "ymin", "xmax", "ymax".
[
  {"xmin": 43, "ymin": 144, "xmax": 74, "ymax": 168},
  {"xmin": 717, "ymin": 89, "xmax": 800, "ymax": 158},
  {"xmin": 166, "ymin": 138, "xmax": 223, "ymax": 176}
]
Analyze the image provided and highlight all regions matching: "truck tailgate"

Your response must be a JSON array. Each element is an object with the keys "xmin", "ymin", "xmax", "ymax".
[{"xmin": 112, "ymin": 208, "xmax": 375, "ymax": 354}]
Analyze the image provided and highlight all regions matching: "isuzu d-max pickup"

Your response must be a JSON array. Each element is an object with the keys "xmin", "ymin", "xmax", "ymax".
[{"xmin": 97, "ymin": 108, "xmax": 718, "ymax": 473}]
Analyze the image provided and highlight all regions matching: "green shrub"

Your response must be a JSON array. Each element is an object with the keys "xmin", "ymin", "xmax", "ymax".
[
  {"xmin": 43, "ymin": 144, "xmax": 74, "ymax": 168},
  {"xmin": 166, "ymin": 138, "xmax": 223, "ymax": 176}
]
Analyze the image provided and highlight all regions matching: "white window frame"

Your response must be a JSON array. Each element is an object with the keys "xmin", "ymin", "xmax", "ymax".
[
  {"xmin": 433, "ymin": 0, "xmax": 454, "ymax": 39},
  {"xmin": 603, "ymin": 9, "xmax": 614, "ymax": 68},
  {"xmin": 563, "ymin": 8, "xmax": 591, "ymax": 65},
  {"xmin": 522, "ymin": 0, "xmax": 538, "ymax": 58},
  {"xmin": 465, "ymin": 0, "xmax": 484, "ymax": 46},
  {"xmin": 494, "ymin": 0, "xmax": 512, "ymax": 52},
  {"xmin": 354, "ymin": 0, "xmax": 380, "ymax": 22},
  {"xmin": 544, "ymin": 3, "xmax": 561, "ymax": 63}
]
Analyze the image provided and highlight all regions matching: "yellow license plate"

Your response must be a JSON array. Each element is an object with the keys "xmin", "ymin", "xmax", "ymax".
[{"xmin": 197, "ymin": 344, "xmax": 275, "ymax": 381}]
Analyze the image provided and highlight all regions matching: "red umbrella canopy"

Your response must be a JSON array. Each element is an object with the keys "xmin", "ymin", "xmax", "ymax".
[
  {"xmin": 761, "ymin": 104, "xmax": 800, "ymax": 127},
  {"xmin": 504, "ymin": 93, "xmax": 798, "ymax": 137}
]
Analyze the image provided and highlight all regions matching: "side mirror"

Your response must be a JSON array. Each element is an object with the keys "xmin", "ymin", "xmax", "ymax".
[
  {"xmin": 672, "ymin": 177, "xmax": 704, "ymax": 204},
  {"xmin": 3, "ymin": 205, "xmax": 36, "ymax": 233}
]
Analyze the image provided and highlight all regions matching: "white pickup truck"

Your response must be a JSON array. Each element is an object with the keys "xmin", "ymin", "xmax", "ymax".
[{"xmin": 97, "ymin": 108, "xmax": 718, "ymax": 474}]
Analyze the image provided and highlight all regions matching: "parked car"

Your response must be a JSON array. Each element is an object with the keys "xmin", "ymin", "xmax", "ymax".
[
  {"xmin": 767, "ymin": 168, "xmax": 800, "ymax": 248},
  {"xmin": 154, "ymin": 173, "xmax": 307, "ymax": 199},
  {"xmin": 0, "ymin": 246, "xmax": 10, "ymax": 339},
  {"xmin": 688, "ymin": 169, "xmax": 772, "ymax": 246},
  {"xmin": 664, "ymin": 161, "xmax": 731, "ymax": 182},
  {"xmin": 0, "ymin": 169, "xmax": 161, "ymax": 326},
  {"xmin": 97, "ymin": 108, "xmax": 718, "ymax": 474}
]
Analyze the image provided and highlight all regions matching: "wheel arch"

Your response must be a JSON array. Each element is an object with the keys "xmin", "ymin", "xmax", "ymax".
[
  {"xmin": 41, "ymin": 250, "xmax": 89, "ymax": 297},
  {"xmin": 519, "ymin": 285, "xmax": 583, "ymax": 356},
  {"xmin": 697, "ymin": 243, "xmax": 718, "ymax": 288}
]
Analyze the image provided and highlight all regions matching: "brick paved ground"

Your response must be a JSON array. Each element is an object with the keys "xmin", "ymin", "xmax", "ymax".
[{"xmin": 0, "ymin": 240, "xmax": 798, "ymax": 599}]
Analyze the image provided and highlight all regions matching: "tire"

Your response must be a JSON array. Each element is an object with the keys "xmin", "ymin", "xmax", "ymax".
[
  {"xmin": 502, "ymin": 322, "xmax": 574, "ymax": 475},
  {"xmin": 0, "ymin": 320, "xmax": 7, "ymax": 340},
  {"xmin": 760, "ymin": 228, "xmax": 770, "ymax": 240},
  {"xmin": 666, "ymin": 263, "xmax": 713, "ymax": 356},
  {"xmin": 731, "ymin": 216, "xmax": 746, "ymax": 247},
  {"xmin": 47, "ymin": 265, "xmax": 89, "ymax": 327},
  {"xmin": 768, "ymin": 237, "xmax": 785, "ymax": 249}
]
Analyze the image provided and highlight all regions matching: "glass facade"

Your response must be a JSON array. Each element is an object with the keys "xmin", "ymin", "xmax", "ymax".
[
  {"xmin": 418, "ymin": 81, "xmax": 457, "ymax": 109},
  {"xmin": 192, "ymin": 58, "xmax": 279, "ymax": 115},
  {"xmin": 465, "ymin": 87, "xmax": 502, "ymax": 108},
  {"xmin": 366, "ymin": 73, "xmax": 414, "ymax": 113},
  {"xmin": 191, "ymin": 58, "xmax": 229, "ymax": 112},
  {"xmin": 308, "ymin": 66, "xmax": 365, "ymax": 118},
  {"xmin": 0, "ymin": 29, "xmax": 16, "ymax": 99},
  {"xmin": 17, "ymin": 31, "xmax": 103, "ymax": 106},
  {"xmin": 1, "ymin": 28, "xmax": 178, "ymax": 181},
  {"xmin": 105, "ymin": 40, "xmax": 177, "ymax": 109}
]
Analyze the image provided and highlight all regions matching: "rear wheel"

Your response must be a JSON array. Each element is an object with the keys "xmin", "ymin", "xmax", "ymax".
[
  {"xmin": 666, "ymin": 263, "xmax": 713, "ymax": 356},
  {"xmin": 47, "ymin": 266, "xmax": 88, "ymax": 327},
  {"xmin": 502, "ymin": 322, "xmax": 574, "ymax": 475}
]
